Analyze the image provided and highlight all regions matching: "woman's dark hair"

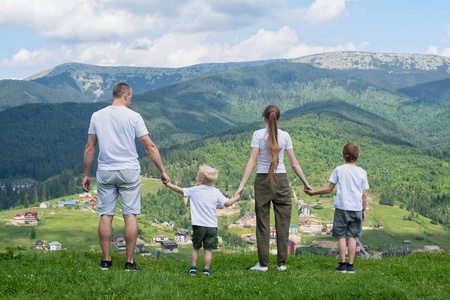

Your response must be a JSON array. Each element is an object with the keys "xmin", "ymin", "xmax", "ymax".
[
  {"xmin": 343, "ymin": 143, "xmax": 360, "ymax": 162},
  {"xmin": 263, "ymin": 105, "xmax": 281, "ymax": 184}
]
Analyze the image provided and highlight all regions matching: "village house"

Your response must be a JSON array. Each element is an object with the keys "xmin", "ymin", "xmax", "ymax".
[
  {"xmin": 375, "ymin": 222, "xmax": 384, "ymax": 228},
  {"xmin": 270, "ymin": 229, "xmax": 277, "ymax": 243},
  {"xmin": 153, "ymin": 235, "xmax": 169, "ymax": 243},
  {"xmin": 35, "ymin": 240, "xmax": 45, "ymax": 249},
  {"xmin": 175, "ymin": 230, "xmax": 189, "ymax": 243},
  {"xmin": 133, "ymin": 238, "xmax": 146, "ymax": 253},
  {"xmin": 79, "ymin": 193, "xmax": 92, "ymax": 199},
  {"xmin": 299, "ymin": 218, "xmax": 312, "ymax": 226},
  {"xmin": 112, "ymin": 234, "xmax": 125, "ymax": 248},
  {"xmin": 424, "ymin": 245, "xmax": 440, "ymax": 252},
  {"xmin": 297, "ymin": 199, "xmax": 304, "ymax": 209},
  {"xmin": 25, "ymin": 211, "xmax": 38, "ymax": 224},
  {"xmin": 240, "ymin": 234, "xmax": 256, "ymax": 243},
  {"xmin": 235, "ymin": 211, "xmax": 256, "ymax": 225},
  {"xmin": 40, "ymin": 201, "xmax": 51, "ymax": 208},
  {"xmin": 70, "ymin": 199, "xmax": 80, "ymax": 204},
  {"xmin": 299, "ymin": 204, "xmax": 311, "ymax": 217},
  {"xmin": 14, "ymin": 213, "xmax": 24, "ymax": 220},
  {"xmin": 161, "ymin": 240, "xmax": 178, "ymax": 253},
  {"xmin": 56, "ymin": 201, "xmax": 76, "ymax": 208},
  {"xmin": 89, "ymin": 199, "xmax": 97, "ymax": 207},
  {"xmin": 289, "ymin": 224, "xmax": 298, "ymax": 234},
  {"xmin": 288, "ymin": 240, "xmax": 297, "ymax": 255},
  {"xmin": 49, "ymin": 241, "xmax": 62, "ymax": 251}
]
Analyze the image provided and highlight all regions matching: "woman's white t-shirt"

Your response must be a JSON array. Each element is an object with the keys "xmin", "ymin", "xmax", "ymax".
[{"xmin": 251, "ymin": 128, "xmax": 293, "ymax": 174}]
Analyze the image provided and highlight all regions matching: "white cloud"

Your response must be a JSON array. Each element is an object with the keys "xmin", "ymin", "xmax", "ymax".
[
  {"xmin": 1, "ymin": 47, "xmax": 73, "ymax": 68},
  {"xmin": 426, "ymin": 46, "xmax": 450, "ymax": 57},
  {"xmin": 2, "ymin": 27, "xmax": 369, "ymax": 71},
  {"xmin": 282, "ymin": 41, "xmax": 369, "ymax": 59},
  {"xmin": 0, "ymin": 0, "xmax": 159, "ymax": 42},
  {"xmin": 285, "ymin": 0, "xmax": 354, "ymax": 25}
]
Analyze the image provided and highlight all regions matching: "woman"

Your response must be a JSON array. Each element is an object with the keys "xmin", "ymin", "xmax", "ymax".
[{"xmin": 235, "ymin": 105, "xmax": 312, "ymax": 271}]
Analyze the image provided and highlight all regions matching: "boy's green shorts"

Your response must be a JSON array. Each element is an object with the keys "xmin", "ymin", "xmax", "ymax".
[{"xmin": 192, "ymin": 225, "xmax": 218, "ymax": 250}]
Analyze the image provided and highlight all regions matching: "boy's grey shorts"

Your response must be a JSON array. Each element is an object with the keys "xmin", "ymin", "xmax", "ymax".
[
  {"xmin": 96, "ymin": 169, "xmax": 141, "ymax": 216},
  {"xmin": 332, "ymin": 208, "xmax": 363, "ymax": 239}
]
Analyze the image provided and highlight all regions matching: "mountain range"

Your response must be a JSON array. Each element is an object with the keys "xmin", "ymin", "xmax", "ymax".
[{"xmin": 0, "ymin": 51, "xmax": 448, "ymax": 182}]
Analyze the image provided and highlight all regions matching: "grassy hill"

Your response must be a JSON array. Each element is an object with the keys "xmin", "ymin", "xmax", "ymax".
[{"xmin": 0, "ymin": 251, "xmax": 449, "ymax": 299}]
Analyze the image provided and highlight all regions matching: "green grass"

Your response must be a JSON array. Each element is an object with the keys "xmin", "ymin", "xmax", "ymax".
[{"xmin": 0, "ymin": 251, "xmax": 449, "ymax": 299}]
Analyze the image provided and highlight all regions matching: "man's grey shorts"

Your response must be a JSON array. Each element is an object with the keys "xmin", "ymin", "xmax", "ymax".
[
  {"xmin": 96, "ymin": 169, "xmax": 141, "ymax": 216},
  {"xmin": 332, "ymin": 208, "xmax": 363, "ymax": 239}
]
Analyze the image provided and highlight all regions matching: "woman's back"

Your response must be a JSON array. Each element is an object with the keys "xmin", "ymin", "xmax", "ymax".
[{"xmin": 251, "ymin": 128, "xmax": 293, "ymax": 174}]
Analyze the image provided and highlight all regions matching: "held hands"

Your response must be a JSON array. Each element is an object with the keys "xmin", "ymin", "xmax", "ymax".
[
  {"xmin": 303, "ymin": 184, "xmax": 314, "ymax": 196},
  {"xmin": 233, "ymin": 185, "xmax": 244, "ymax": 197},
  {"xmin": 161, "ymin": 172, "xmax": 171, "ymax": 185}
]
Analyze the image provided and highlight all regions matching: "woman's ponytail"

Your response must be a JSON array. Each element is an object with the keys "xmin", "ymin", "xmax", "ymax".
[{"xmin": 263, "ymin": 105, "xmax": 281, "ymax": 184}]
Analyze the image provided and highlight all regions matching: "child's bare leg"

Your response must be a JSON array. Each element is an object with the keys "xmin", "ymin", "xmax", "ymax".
[
  {"xmin": 338, "ymin": 237, "xmax": 347, "ymax": 263},
  {"xmin": 347, "ymin": 236, "xmax": 356, "ymax": 264},
  {"xmin": 204, "ymin": 249, "xmax": 212, "ymax": 269},
  {"xmin": 191, "ymin": 248, "xmax": 200, "ymax": 267}
]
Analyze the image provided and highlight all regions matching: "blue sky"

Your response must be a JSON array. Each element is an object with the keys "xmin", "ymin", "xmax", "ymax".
[{"xmin": 1, "ymin": 0, "xmax": 450, "ymax": 79}]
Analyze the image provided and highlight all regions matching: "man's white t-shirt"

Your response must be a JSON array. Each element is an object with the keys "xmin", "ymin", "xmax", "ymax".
[
  {"xmin": 88, "ymin": 106, "xmax": 149, "ymax": 170},
  {"xmin": 251, "ymin": 128, "xmax": 293, "ymax": 174},
  {"xmin": 329, "ymin": 164, "xmax": 369, "ymax": 211},
  {"xmin": 183, "ymin": 185, "xmax": 228, "ymax": 228}
]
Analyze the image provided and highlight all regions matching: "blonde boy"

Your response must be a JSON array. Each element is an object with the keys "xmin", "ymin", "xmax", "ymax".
[
  {"xmin": 165, "ymin": 165, "xmax": 240, "ymax": 275},
  {"xmin": 305, "ymin": 143, "xmax": 369, "ymax": 273}
]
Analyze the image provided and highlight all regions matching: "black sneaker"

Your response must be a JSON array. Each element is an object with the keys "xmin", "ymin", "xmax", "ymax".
[
  {"xmin": 99, "ymin": 260, "xmax": 112, "ymax": 270},
  {"xmin": 186, "ymin": 266, "xmax": 197, "ymax": 275},
  {"xmin": 335, "ymin": 262, "xmax": 347, "ymax": 273},
  {"xmin": 346, "ymin": 263, "xmax": 355, "ymax": 273},
  {"xmin": 125, "ymin": 261, "xmax": 141, "ymax": 271},
  {"xmin": 203, "ymin": 268, "xmax": 212, "ymax": 275}
]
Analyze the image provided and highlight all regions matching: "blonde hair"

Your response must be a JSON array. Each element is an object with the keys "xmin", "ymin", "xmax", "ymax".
[
  {"xmin": 197, "ymin": 164, "xmax": 219, "ymax": 186},
  {"xmin": 263, "ymin": 105, "xmax": 281, "ymax": 184}
]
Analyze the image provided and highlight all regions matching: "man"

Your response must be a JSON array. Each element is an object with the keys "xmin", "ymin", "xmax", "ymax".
[{"xmin": 82, "ymin": 82, "xmax": 170, "ymax": 271}]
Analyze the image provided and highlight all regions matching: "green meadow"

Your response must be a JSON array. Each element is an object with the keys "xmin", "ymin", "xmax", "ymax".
[{"xmin": 1, "ymin": 250, "xmax": 449, "ymax": 299}]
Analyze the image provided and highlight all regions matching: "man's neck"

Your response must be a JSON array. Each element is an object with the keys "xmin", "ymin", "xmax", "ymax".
[{"xmin": 111, "ymin": 98, "xmax": 127, "ymax": 106}]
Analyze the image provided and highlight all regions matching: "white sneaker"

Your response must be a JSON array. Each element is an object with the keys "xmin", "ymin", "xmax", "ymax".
[
  {"xmin": 250, "ymin": 263, "xmax": 268, "ymax": 271},
  {"xmin": 277, "ymin": 265, "xmax": 287, "ymax": 271}
]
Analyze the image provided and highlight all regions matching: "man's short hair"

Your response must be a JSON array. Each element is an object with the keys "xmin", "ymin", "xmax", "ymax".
[
  {"xmin": 113, "ymin": 83, "xmax": 131, "ymax": 99},
  {"xmin": 198, "ymin": 165, "xmax": 218, "ymax": 186}
]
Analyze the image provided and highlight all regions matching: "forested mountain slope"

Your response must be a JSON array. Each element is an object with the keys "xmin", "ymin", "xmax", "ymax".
[
  {"xmin": 1, "ymin": 61, "xmax": 448, "ymax": 181},
  {"xmin": 140, "ymin": 103, "xmax": 450, "ymax": 226},
  {"xmin": 0, "ymin": 80, "xmax": 76, "ymax": 110}
]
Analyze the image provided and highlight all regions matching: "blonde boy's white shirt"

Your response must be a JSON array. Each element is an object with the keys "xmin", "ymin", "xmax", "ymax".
[{"xmin": 183, "ymin": 185, "xmax": 228, "ymax": 227}]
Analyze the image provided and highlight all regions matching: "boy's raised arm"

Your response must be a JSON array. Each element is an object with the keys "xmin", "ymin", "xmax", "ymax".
[
  {"xmin": 224, "ymin": 193, "xmax": 240, "ymax": 207},
  {"xmin": 165, "ymin": 182, "xmax": 184, "ymax": 194},
  {"xmin": 304, "ymin": 182, "xmax": 335, "ymax": 196}
]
